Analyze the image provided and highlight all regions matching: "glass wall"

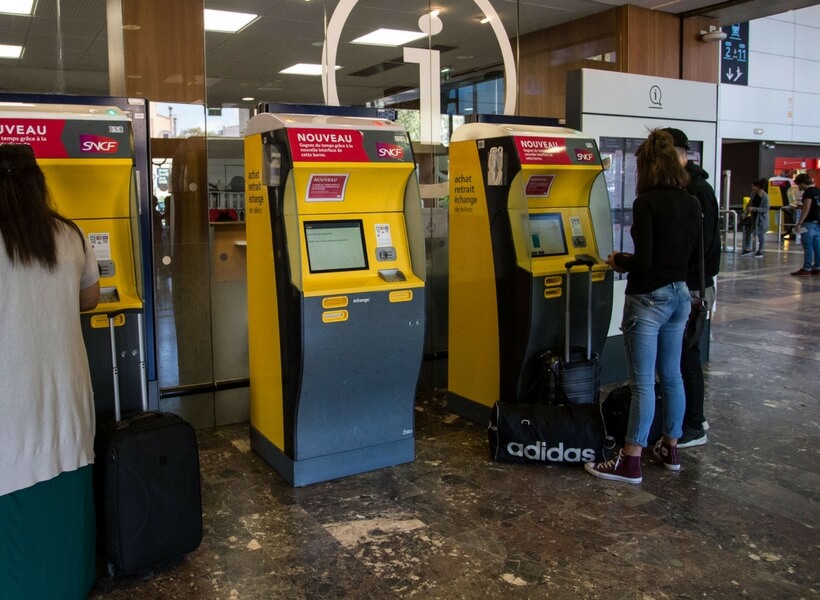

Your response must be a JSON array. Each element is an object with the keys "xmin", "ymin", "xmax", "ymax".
[{"xmin": 0, "ymin": 0, "xmax": 621, "ymax": 427}]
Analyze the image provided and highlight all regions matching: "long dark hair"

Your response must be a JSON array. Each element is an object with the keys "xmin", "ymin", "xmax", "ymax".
[
  {"xmin": 752, "ymin": 177, "xmax": 768, "ymax": 191},
  {"xmin": 634, "ymin": 129, "xmax": 690, "ymax": 195},
  {"xmin": 0, "ymin": 144, "xmax": 82, "ymax": 269}
]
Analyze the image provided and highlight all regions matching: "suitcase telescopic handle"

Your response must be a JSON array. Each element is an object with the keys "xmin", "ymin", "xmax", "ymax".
[{"xmin": 563, "ymin": 256, "xmax": 597, "ymax": 363}]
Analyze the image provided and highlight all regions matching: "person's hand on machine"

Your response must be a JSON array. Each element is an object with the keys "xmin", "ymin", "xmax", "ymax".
[{"xmin": 606, "ymin": 252, "xmax": 626, "ymax": 273}]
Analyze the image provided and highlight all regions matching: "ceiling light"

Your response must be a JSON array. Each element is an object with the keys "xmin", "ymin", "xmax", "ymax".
[
  {"xmin": 204, "ymin": 9, "xmax": 258, "ymax": 33},
  {"xmin": 430, "ymin": 9, "xmax": 441, "ymax": 17},
  {"xmin": 280, "ymin": 63, "xmax": 341, "ymax": 76},
  {"xmin": 0, "ymin": 0, "xmax": 34, "ymax": 16},
  {"xmin": 479, "ymin": 16, "xmax": 490, "ymax": 24},
  {"xmin": 351, "ymin": 28, "xmax": 426, "ymax": 47},
  {"xmin": 0, "ymin": 44, "xmax": 23, "ymax": 59}
]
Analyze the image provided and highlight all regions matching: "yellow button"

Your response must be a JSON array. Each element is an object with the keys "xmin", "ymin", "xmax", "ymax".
[
  {"xmin": 322, "ymin": 296, "xmax": 349, "ymax": 309},
  {"xmin": 389, "ymin": 290, "xmax": 413, "ymax": 303},
  {"xmin": 322, "ymin": 310, "xmax": 349, "ymax": 323}
]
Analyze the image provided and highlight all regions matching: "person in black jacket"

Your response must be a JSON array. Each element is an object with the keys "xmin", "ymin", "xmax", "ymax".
[
  {"xmin": 585, "ymin": 129, "xmax": 701, "ymax": 484},
  {"xmin": 664, "ymin": 128, "xmax": 720, "ymax": 448}
]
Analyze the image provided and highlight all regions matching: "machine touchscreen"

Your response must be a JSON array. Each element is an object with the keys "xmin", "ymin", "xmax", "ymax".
[
  {"xmin": 529, "ymin": 213, "xmax": 567, "ymax": 257},
  {"xmin": 304, "ymin": 220, "xmax": 369, "ymax": 273}
]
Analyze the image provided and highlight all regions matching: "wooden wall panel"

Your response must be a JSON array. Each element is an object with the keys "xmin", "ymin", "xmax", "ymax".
[
  {"xmin": 122, "ymin": 0, "xmax": 205, "ymax": 103},
  {"xmin": 682, "ymin": 16, "xmax": 720, "ymax": 83},
  {"xmin": 623, "ymin": 5, "xmax": 680, "ymax": 78},
  {"xmin": 518, "ymin": 9, "xmax": 619, "ymax": 119}
]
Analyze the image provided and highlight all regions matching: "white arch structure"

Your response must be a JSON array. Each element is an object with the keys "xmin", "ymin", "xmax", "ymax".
[{"xmin": 321, "ymin": 0, "xmax": 517, "ymax": 116}]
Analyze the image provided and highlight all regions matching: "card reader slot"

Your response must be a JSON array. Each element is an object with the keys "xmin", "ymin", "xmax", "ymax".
[{"xmin": 378, "ymin": 268, "xmax": 406, "ymax": 283}]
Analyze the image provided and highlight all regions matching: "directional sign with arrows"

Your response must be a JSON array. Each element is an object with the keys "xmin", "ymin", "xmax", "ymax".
[{"xmin": 721, "ymin": 22, "xmax": 749, "ymax": 86}]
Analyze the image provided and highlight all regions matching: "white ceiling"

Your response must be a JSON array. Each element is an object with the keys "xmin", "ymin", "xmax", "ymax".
[{"xmin": 0, "ymin": 0, "xmax": 816, "ymax": 109}]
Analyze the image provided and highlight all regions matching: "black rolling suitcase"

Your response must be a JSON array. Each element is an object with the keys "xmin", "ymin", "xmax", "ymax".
[
  {"xmin": 541, "ymin": 257, "xmax": 601, "ymax": 405},
  {"xmin": 94, "ymin": 314, "xmax": 203, "ymax": 575}
]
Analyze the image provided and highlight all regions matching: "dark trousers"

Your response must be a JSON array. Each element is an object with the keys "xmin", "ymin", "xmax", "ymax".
[
  {"xmin": 680, "ymin": 285, "xmax": 714, "ymax": 432},
  {"xmin": 680, "ymin": 335, "xmax": 705, "ymax": 431}
]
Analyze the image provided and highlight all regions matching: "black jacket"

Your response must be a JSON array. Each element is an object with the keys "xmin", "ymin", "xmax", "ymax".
[
  {"xmin": 685, "ymin": 161, "xmax": 721, "ymax": 290},
  {"xmin": 615, "ymin": 186, "xmax": 702, "ymax": 295}
]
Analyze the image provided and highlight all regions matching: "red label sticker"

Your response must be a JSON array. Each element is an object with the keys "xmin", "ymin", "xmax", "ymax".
[
  {"xmin": 306, "ymin": 174, "xmax": 349, "ymax": 201},
  {"xmin": 525, "ymin": 174, "xmax": 556, "ymax": 197}
]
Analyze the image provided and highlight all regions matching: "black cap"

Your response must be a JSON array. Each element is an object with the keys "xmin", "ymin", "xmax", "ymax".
[{"xmin": 661, "ymin": 127, "xmax": 689, "ymax": 150}]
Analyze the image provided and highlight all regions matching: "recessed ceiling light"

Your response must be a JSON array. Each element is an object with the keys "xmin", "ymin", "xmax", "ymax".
[
  {"xmin": 479, "ymin": 16, "xmax": 490, "ymax": 24},
  {"xmin": 204, "ymin": 9, "xmax": 258, "ymax": 33},
  {"xmin": 242, "ymin": 97, "xmax": 255, "ymax": 102},
  {"xmin": 351, "ymin": 28, "xmax": 426, "ymax": 47},
  {"xmin": 280, "ymin": 63, "xmax": 341, "ymax": 76},
  {"xmin": 0, "ymin": 0, "xmax": 34, "ymax": 16},
  {"xmin": 0, "ymin": 44, "xmax": 23, "ymax": 59}
]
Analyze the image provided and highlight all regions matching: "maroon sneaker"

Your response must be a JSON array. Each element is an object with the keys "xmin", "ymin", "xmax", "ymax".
[
  {"xmin": 653, "ymin": 440, "xmax": 681, "ymax": 471},
  {"xmin": 791, "ymin": 268, "xmax": 812, "ymax": 276},
  {"xmin": 584, "ymin": 450, "xmax": 642, "ymax": 484}
]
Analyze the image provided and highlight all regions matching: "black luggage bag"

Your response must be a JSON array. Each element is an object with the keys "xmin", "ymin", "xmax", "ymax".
[
  {"xmin": 94, "ymin": 314, "xmax": 203, "ymax": 575},
  {"xmin": 541, "ymin": 258, "xmax": 601, "ymax": 405},
  {"xmin": 489, "ymin": 401, "xmax": 612, "ymax": 464}
]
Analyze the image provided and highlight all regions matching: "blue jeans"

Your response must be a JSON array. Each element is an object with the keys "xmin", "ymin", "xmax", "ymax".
[
  {"xmin": 621, "ymin": 282, "xmax": 691, "ymax": 447},
  {"xmin": 800, "ymin": 221, "xmax": 820, "ymax": 270}
]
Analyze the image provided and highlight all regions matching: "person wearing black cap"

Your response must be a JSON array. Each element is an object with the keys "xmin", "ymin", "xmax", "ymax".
[
  {"xmin": 790, "ymin": 173, "xmax": 820, "ymax": 276},
  {"xmin": 663, "ymin": 127, "xmax": 720, "ymax": 448}
]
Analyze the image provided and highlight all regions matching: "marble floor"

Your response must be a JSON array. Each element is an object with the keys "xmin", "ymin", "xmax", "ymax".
[{"xmin": 91, "ymin": 240, "xmax": 819, "ymax": 599}]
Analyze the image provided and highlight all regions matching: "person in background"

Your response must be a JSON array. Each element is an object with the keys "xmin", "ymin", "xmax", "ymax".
[
  {"xmin": 741, "ymin": 178, "xmax": 770, "ymax": 257},
  {"xmin": 664, "ymin": 128, "xmax": 721, "ymax": 448},
  {"xmin": 790, "ymin": 173, "xmax": 820, "ymax": 276},
  {"xmin": 0, "ymin": 144, "xmax": 100, "ymax": 598},
  {"xmin": 585, "ymin": 129, "xmax": 701, "ymax": 484}
]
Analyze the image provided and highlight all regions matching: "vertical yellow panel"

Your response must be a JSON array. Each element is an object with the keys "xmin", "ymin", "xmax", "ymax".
[
  {"xmin": 245, "ymin": 134, "xmax": 285, "ymax": 450},
  {"xmin": 448, "ymin": 140, "xmax": 500, "ymax": 408}
]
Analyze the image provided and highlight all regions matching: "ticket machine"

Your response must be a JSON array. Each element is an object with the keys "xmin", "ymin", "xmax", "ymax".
[
  {"xmin": 0, "ymin": 103, "xmax": 147, "ymax": 418},
  {"xmin": 447, "ymin": 122, "xmax": 613, "ymax": 424},
  {"xmin": 244, "ymin": 112, "xmax": 426, "ymax": 486}
]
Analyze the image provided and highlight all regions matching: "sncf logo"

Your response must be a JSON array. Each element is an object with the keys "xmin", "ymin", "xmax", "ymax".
[
  {"xmin": 376, "ymin": 142, "xmax": 404, "ymax": 159},
  {"xmin": 574, "ymin": 149, "xmax": 595, "ymax": 163},
  {"xmin": 79, "ymin": 134, "xmax": 119, "ymax": 153}
]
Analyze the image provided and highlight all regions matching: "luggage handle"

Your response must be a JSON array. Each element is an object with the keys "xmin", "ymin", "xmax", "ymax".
[
  {"xmin": 107, "ymin": 311, "xmax": 149, "ymax": 423},
  {"xmin": 563, "ymin": 255, "xmax": 596, "ymax": 363}
]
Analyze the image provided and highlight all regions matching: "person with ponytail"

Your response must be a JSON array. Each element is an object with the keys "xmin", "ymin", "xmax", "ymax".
[
  {"xmin": 741, "ymin": 178, "xmax": 770, "ymax": 257},
  {"xmin": 585, "ymin": 129, "xmax": 701, "ymax": 484},
  {"xmin": 0, "ymin": 144, "xmax": 100, "ymax": 598}
]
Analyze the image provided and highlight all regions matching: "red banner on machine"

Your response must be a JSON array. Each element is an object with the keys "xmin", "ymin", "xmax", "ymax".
[
  {"xmin": 287, "ymin": 128, "xmax": 370, "ymax": 162},
  {"xmin": 0, "ymin": 118, "xmax": 68, "ymax": 157}
]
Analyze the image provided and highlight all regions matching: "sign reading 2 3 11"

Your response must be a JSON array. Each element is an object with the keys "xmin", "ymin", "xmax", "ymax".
[{"xmin": 720, "ymin": 22, "xmax": 749, "ymax": 86}]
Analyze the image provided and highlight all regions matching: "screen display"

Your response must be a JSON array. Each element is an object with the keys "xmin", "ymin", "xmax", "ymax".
[
  {"xmin": 529, "ymin": 213, "xmax": 567, "ymax": 257},
  {"xmin": 304, "ymin": 220, "xmax": 369, "ymax": 273}
]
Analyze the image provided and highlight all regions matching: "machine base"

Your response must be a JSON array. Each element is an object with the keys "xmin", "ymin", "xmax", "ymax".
[
  {"xmin": 446, "ymin": 392, "xmax": 493, "ymax": 426},
  {"xmin": 250, "ymin": 427, "xmax": 415, "ymax": 487}
]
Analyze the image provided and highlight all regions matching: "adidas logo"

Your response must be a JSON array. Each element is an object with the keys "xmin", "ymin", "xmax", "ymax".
[{"xmin": 506, "ymin": 441, "xmax": 596, "ymax": 462}]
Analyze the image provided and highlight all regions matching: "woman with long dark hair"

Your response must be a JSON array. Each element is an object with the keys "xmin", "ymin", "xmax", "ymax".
[
  {"xmin": 585, "ymin": 129, "xmax": 701, "ymax": 484},
  {"xmin": 0, "ymin": 144, "xmax": 100, "ymax": 597}
]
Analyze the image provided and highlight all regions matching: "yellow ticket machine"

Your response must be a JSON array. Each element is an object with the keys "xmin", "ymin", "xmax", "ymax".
[
  {"xmin": 0, "ymin": 104, "xmax": 146, "ymax": 418},
  {"xmin": 448, "ymin": 122, "xmax": 613, "ymax": 424},
  {"xmin": 244, "ymin": 113, "xmax": 426, "ymax": 486}
]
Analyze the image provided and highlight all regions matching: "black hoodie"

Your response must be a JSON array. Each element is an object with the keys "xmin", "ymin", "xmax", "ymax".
[{"xmin": 685, "ymin": 161, "xmax": 721, "ymax": 290}]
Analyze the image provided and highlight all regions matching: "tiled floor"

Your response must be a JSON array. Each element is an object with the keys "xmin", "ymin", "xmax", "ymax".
[{"xmin": 91, "ymin": 239, "xmax": 819, "ymax": 599}]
